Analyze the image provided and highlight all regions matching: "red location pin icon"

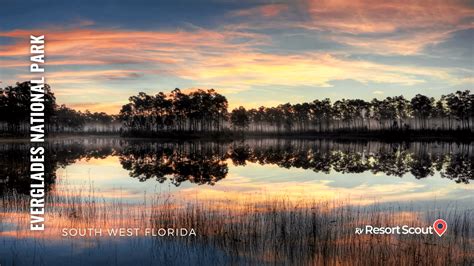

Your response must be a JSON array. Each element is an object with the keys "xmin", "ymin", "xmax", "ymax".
[{"xmin": 433, "ymin": 219, "xmax": 447, "ymax": 237}]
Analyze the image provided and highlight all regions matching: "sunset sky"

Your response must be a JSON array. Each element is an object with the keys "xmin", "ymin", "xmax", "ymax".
[{"xmin": 1, "ymin": 0, "xmax": 473, "ymax": 114}]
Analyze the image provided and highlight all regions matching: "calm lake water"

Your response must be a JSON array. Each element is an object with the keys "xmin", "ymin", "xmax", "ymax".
[{"xmin": 1, "ymin": 137, "xmax": 473, "ymax": 265}]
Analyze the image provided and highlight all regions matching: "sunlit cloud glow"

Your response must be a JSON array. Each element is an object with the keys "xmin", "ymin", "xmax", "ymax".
[{"xmin": 0, "ymin": 0, "xmax": 472, "ymax": 114}]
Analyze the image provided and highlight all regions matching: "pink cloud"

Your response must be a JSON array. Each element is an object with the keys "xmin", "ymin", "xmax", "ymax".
[
  {"xmin": 303, "ymin": 0, "xmax": 473, "ymax": 34},
  {"xmin": 295, "ymin": 0, "xmax": 473, "ymax": 54},
  {"xmin": 226, "ymin": 0, "xmax": 474, "ymax": 55},
  {"xmin": 230, "ymin": 4, "xmax": 288, "ymax": 18}
]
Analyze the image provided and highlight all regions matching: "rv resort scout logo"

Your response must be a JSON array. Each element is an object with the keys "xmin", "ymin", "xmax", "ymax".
[{"xmin": 355, "ymin": 219, "xmax": 447, "ymax": 237}]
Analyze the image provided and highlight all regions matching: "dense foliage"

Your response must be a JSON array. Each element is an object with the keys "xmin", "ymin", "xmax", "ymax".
[
  {"xmin": 120, "ymin": 89, "xmax": 473, "ymax": 134},
  {"xmin": 1, "ymin": 81, "xmax": 472, "ymax": 135},
  {"xmin": 119, "ymin": 88, "xmax": 228, "ymax": 133},
  {"xmin": 0, "ymin": 82, "xmax": 119, "ymax": 133}
]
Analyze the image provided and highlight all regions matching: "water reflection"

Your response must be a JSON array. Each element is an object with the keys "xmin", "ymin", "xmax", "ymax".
[
  {"xmin": 0, "ymin": 137, "xmax": 473, "ymax": 265},
  {"xmin": 120, "ymin": 142, "xmax": 228, "ymax": 186},
  {"xmin": 0, "ymin": 138, "xmax": 117, "ymax": 195},
  {"xmin": 0, "ymin": 138, "xmax": 472, "ymax": 195}
]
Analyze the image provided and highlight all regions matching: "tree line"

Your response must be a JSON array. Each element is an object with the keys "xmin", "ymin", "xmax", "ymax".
[
  {"xmin": 119, "ymin": 88, "xmax": 228, "ymax": 134},
  {"xmin": 1, "ymin": 81, "xmax": 472, "ymax": 135},
  {"xmin": 120, "ymin": 89, "xmax": 473, "ymax": 135},
  {"xmin": 230, "ymin": 91, "xmax": 473, "ymax": 133},
  {"xmin": 0, "ymin": 82, "xmax": 120, "ymax": 134}
]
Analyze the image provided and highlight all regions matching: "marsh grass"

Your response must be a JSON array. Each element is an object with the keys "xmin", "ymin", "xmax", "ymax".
[{"xmin": 1, "ymin": 183, "xmax": 473, "ymax": 266}]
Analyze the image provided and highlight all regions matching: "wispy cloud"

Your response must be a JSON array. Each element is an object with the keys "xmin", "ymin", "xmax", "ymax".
[
  {"xmin": 302, "ymin": 0, "xmax": 473, "ymax": 34},
  {"xmin": 230, "ymin": 4, "xmax": 288, "ymax": 18},
  {"xmin": 175, "ymin": 52, "xmax": 457, "ymax": 90},
  {"xmin": 1, "ymin": 0, "xmax": 472, "ymax": 114},
  {"xmin": 0, "ymin": 27, "xmax": 267, "ymax": 63},
  {"xmin": 230, "ymin": 0, "xmax": 474, "ymax": 55},
  {"xmin": 2, "ymin": 25, "xmax": 461, "ymax": 92}
]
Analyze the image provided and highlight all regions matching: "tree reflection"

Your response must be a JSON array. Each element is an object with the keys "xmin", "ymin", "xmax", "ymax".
[
  {"xmin": 0, "ymin": 139, "xmax": 121, "ymax": 195},
  {"xmin": 223, "ymin": 140, "xmax": 472, "ymax": 184},
  {"xmin": 119, "ymin": 142, "xmax": 228, "ymax": 186},
  {"xmin": 441, "ymin": 154, "xmax": 473, "ymax": 184},
  {"xmin": 0, "ymin": 139, "xmax": 472, "ymax": 195}
]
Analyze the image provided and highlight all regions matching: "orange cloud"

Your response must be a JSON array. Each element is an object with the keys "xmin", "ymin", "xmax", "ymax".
[
  {"xmin": 304, "ymin": 0, "xmax": 474, "ymax": 54},
  {"xmin": 174, "ymin": 51, "xmax": 456, "ymax": 90},
  {"xmin": 228, "ymin": 0, "xmax": 474, "ymax": 55},
  {"xmin": 230, "ymin": 4, "xmax": 288, "ymax": 18},
  {"xmin": 0, "ymin": 27, "xmax": 268, "ymax": 65},
  {"xmin": 0, "ymin": 26, "xmax": 263, "ymax": 110},
  {"xmin": 0, "ymin": 27, "xmax": 270, "ymax": 111},
  {"xmin": 303, "ymin": 0, "xmax": 473, "ymax": 33},
  {"xmin": 1, "ymin": 26, "xmax": 463, "ymax": 115}
]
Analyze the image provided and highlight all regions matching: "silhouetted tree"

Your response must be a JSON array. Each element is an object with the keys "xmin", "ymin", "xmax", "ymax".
[
  {"xmin": 2, "ymin": 81, "xmax": 471, "ymax": 136},
  {"xmin": 230, "ymin": 106, "xmax": 250, "ymax": 131}
]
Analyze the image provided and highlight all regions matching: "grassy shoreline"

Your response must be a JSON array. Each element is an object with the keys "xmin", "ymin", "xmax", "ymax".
[{"xmin": 1, "ymin": 185, "xmax": 473, "ymax": 265}]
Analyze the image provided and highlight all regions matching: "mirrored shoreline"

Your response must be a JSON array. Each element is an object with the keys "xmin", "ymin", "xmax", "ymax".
[{"xmin": 0, "ymin": 137, "xmax": 472, "ymax": 195}]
